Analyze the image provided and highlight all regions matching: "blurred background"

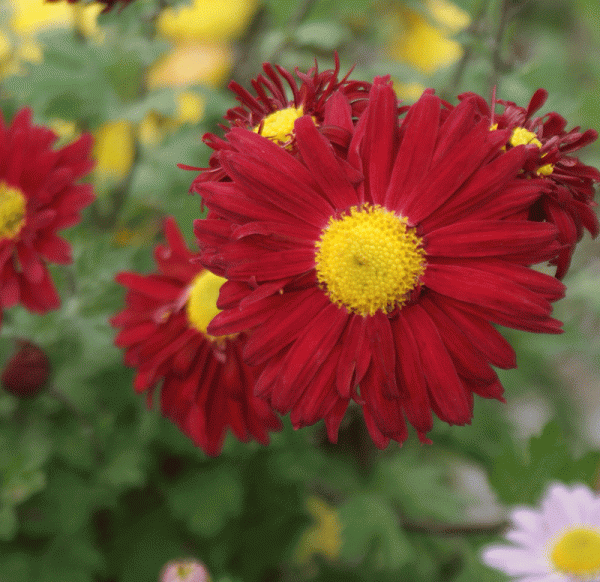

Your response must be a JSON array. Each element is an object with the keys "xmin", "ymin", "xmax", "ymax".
[{"xmin": 1, "ymin": 1, "xmax": 599, "ymax": 581}]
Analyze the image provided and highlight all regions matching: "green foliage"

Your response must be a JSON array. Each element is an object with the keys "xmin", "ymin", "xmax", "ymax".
[
  {"xmin": 490, "ymin": 421, "xmax": 600, "ymax": 505},
  {"xmin": 338, "ymin": 492, "xmax": 414, "ymax": 570},
  {"xmin": 165, "ymin": 465, "xmax": 244, "ymax": 537}
]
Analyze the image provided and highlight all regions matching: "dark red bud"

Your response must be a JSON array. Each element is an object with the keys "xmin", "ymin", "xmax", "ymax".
[{"xmin": 1, "ymin": 341, "xmax": 51, "ymax": 398}]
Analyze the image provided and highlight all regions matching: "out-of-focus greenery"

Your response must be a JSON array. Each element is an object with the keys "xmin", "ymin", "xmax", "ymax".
[{"xmin": 1, "ymin": 1, "xmax": 599, "ymax": 581}]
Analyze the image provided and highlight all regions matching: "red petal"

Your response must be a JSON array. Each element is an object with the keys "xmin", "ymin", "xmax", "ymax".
[
  {"xmin": 403, "ymin": 304, "xmax": 472, "ymax": 425},
  {"xmin": 384, "ymin": 92, "xmax": 440, "ymax": 209},
  {"xmin": 295, "ymin": 115, "xmax": 359, "ymax": 209},
  {"xmin": 423, "ymin": 262, "xmax": 555, "ymax": 320},
  {"xmin": 425, "ymin": 220, "xmax": 559, "ymax": 260}
]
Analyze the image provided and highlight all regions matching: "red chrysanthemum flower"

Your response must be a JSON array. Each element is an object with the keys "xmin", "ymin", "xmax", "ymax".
[
  {"xmin": 45, "ymin": 0, "xmax": 135, "ymax": 13},
  {"xmin": 462, "ymin": 88, "xmax": 600, "ymax": 279},
  {"xmin": 0, "ymin": 108, "xmax": 94, "ymax": 327},
  {"xmin": 181, "ymin": 55, "xmax": 373, "ymax": 188},
  {"xmin": 194, "ymin": 78, "xmax": 566, "ymax": 449},
  {"xmin": 111, "ymin": 217, "xmax": 282, "ymax": 456}
]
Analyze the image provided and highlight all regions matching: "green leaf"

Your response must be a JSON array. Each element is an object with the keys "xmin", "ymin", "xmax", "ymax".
[
  {"xmin": 338, "ymin": 492, "xmax": 414, "ymax": 570},
  {"xmin": 374, "ymin": 448, "xmax": 465, "ymax": 522},
  {"xmin": 166, "ymin": 465, "xmax": 243, "ymax": 537},
  {"xmin": 293, "ymin": 22, "xmax": 349, "ymax": 50},
  {"xmin": 0, "ymin": 503, "xmax": 17, "ymax": 541},
  {"xmin": 19, "ymin": 465, "xmax": 100, "ymax": 537},
  {"xmin": 37, "ymin": 533, "xmax": 105, "ymax": 582},
  {"xmin": 0, "ymin": 551, "xmax": 33, "ymax": 582},
  {"xmin": 489, "ymin": 421, "xmax": 600, "ymax": 504},
  {"xmin": 100, "ymin": 443, "xmax": 147, "ymax": 490}
]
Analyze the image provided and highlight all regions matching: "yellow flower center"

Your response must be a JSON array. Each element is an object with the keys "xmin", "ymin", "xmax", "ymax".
[
  {"xmin": 0, "ymin": 181, "xmax": 26, "ymax": 240},
  {"xmin": 186, "ymin": 270, "xmax": 227, "ymax": 336},
  {"xmin": 176, "ymin": 564, "xmax": 193, "ymax": 579},
  {"xmin": 315, "ymin": 205, "xmax": 426, "ymax": 316},
  {"xmin": 509, "ymin": 126, "xmax": 554, "ymax": 176},
  {"xmin": 253, "ymin": 106, "xmax": 304, "ymax": 144},
  {"xmin": 510, "ymin": 126, "xmax": 543, "ymax": 148},
  {"xmin": 550, "ymin": 527, "xmax": 600, "ymax": 577}
]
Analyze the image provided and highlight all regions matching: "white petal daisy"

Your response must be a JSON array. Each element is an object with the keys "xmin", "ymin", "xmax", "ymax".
[{"xmin": 482, "ymin": 482, "xmax": 600, "ymax": 581}]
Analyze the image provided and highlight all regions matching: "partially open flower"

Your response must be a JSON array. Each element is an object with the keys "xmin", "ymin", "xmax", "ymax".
[
  {"xmin": 461, "ymin": 89, "xmax": 600, "ymax": 278},
  {"xmin": 1, "ymin": 340, "xmax": 51, "ymax": 398},
  {"xmin": 181, "ymin": 55, "xmax": 372, "ymax": 188},
  {"xmin": 0, "ymin": 107, "xmax": 94, "ymax": 326},
  {"xmin": 111, "ymin": 217, "xmax": 281, "ymax": 456}
]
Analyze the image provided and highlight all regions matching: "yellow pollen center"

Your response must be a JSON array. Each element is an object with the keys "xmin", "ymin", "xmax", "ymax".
[
  {"xmin": 186, "ymin": 270, "xmax": 227, "ymax": 336},
  {"xmin": 176, "ymin": 564, "xmax": 193, "ymax": 579},
  {"xmin": 508, "ymin": 127, "xmax": 554, "ymax": 176},
  {"xmin": 315, "ymin": 205, "xmax": 426, "ymax": 316},
  {"xmin": 510, "ymin": 126, "xmax": 543, "ymax": 148},
  {"xmin": 253, "ymin": 106, "xmax": 305, "ymax": 144},
  {"xmin": 0, "ymin": 181, "xmax": 26, "ymax": 240},
  {"xmin": 550, "ymin": 527, "xmax": 600, "ymax": 576}
]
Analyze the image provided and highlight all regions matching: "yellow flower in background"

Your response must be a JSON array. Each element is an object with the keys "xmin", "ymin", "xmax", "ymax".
[
  {"xmin": 147, "ymin": 42, "xmax": 233, "ymax": 90},
  {"xmin": 143, "ymin": 41, "xmax": 227, "ymax": 145},
  {"xmin": 394, "ymin": 80, "xmax": 427, "ymax": 102},
  {"xmin": 295, "ymin": 496, "xmax": 342, "ymax": 565},
  {"xmin": 1, "ymin": 0, "xmax": 101, "ymax": 79},
  {"xmin": 138, "ymin": 91, "xmax": 206, "ymax": 146},
  {"xmin": 8, "ymin": 0, "xmax": 101, "ymax": 37},
  {"xmin": 93, "ymin": 120, "xmax": 136, "ymax": 184},
  {"xmin": 388, "ymin": 0, "xmax": 471, "ymax": 74},
  {"xmin": 157, "ymin": 0, "xmax": 259, "ymax": 43},
  {"xmin": 176, "ymin": 91, "xmax": 205, "ymax": 125},
  {"xmin": 427, "ymin": 0, "xmax": 470, "ymax": 33}
]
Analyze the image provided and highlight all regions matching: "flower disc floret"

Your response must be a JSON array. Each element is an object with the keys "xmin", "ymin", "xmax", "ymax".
[
  {"xmin": 510, "ymin": 126, "xmax": 543, "ymax": 148},
  {"xmin": 315, "ymin": 204, "xmax": 425, "ymax": 316},
  {"xmin": 0, "ymin": 182, "xmax": 26, "ymax": 240},
  {"xmin": 186, "ymin": 270, "xmax": 227, "ymax": 335},
  {"xmin": 253, "ymin": 106, "xmax": 305, "ymax": 144},
  {"xmin": 509, "ymin": 126, "xmax": 554, "ymax": 175},
  {"xmin": 550, "ymin": 527, "xmax": 600, "ymax": 576}
]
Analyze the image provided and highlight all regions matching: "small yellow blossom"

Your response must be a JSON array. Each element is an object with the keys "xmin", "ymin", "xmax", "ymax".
[
  {"xmin": 295, "ymin": 496, "xmax": 342, "ymax": 564},
  {"xmin": 147, "ymin": 43, "xmax": 232, "ymax": 90},
  {"xmin": 157, "ymin": 0, "xmax": 259, "ymax": 43},
  {"xmin": 176, "ymin": 91, "xmax": 205, "ymax": 125},
  {"xmin": 388, "ymin": 0, "xmax": 471, "ymax": 75},
  {"xmin": 94, "ymin": 120, "xmax": 136, "ymax": 183},
  {"xmin": 138, "ymin": 91, "xmax": 206, "ymax": 146},
  {"xmin": 426, "ymin": 0, "xmax": 471, "ymax": 34},
  {"xmin": 8, "ymin": 0, "xmax": 101, "ymax": 37},
  {"xmin": 394, "ymin": 81, "xmax": 427, "ymax": 102}
]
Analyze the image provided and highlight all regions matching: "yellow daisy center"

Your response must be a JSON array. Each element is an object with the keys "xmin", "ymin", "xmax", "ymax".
[
  {"xmin": 315, "ymin": 204, "xmax": 426, "ymax": 316},
  {"xmin": 0, "ymin": 181, "xmax": 26, "ymax": 240},
  {"xmin": 186, "ymin": 270, "xmax": 227, "ymax": 336},
  {"xmin": 176, "ymin": 564, "xmax": 193, "ymax": 579},
  {"xmin": 253, "ymin": 106, "xmax": 304, "ymax": 144},
  {"xmin": 550, "ymin": 527, "xmax": 600, "ymax": 577},
  {"xmin": 510, "ymin": 126, "xmax": 543, "ymax": 148},
  {"xmin": 509, "ymin": 126, "xmax": 554, "ymax": 176}
]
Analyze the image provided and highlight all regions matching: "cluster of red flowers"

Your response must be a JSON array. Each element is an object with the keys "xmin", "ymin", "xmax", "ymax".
[
  {"xmin": 3, "ymin": 57, "xmax": 595, "ymax": 455},
  {"xmin": 0, "ymin": 108, "xmax": 94, "ymax": 328},
  {"xmin": 111, "ymin": 59, "xmax": 599, "ymax": 454}
]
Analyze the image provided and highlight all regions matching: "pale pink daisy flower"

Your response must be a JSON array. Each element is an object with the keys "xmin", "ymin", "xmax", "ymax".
[
  {"xmin": 482, "ymin": 482, "xmax": 600, "ymax": 581},
  {"xmin": 159, "ymin": 559, "xmax": 210, "ymax": 582}
]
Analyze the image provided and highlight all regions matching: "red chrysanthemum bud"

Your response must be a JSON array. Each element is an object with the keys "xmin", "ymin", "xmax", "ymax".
[
  {"xmin": 1, "ymin": 341, "xmax": 51, "ymax": 398},
  {"xmin": 160, "ymin": 559, "xmax": 211, "ymax": 582}
]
